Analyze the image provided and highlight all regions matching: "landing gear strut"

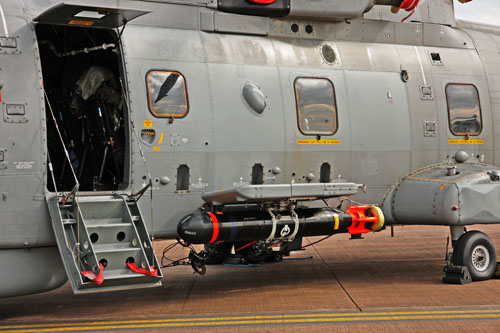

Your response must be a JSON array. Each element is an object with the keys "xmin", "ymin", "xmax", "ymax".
[{"xmin": 443, "ymin": 227, "xmax": 498, "ymax": 284}]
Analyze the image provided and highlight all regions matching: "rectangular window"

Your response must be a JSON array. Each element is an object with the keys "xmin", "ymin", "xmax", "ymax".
[
  {"xmin": 294, "ymin": 78, "xmax": 337, "ymax": 135},
  {"xmin": 146, "ymin": 70, "xmax": 188, "ymax": 118},
  {"xmin": 446, "ymin": 83, "xmax": 482, "ymax": 136}
]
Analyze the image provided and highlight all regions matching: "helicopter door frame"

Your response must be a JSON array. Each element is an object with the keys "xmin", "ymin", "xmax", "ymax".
[{"xmin": 33, "ymin": 4, "xmax": 149, "ymax": 192}]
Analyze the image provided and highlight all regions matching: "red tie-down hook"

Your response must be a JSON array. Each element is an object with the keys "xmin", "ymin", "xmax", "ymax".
[
  {"xmin": 81, "ymin": 263, "xmax": 105, "ymax": 285},
  {"xmin": 346, "ymin": 205, "xmax": 385, "ymax": 235}
]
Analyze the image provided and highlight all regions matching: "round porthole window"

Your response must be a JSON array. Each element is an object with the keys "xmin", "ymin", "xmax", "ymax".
[{"xmin": 321, "ymin": 44, "xmax": 337, "ymax": 65}]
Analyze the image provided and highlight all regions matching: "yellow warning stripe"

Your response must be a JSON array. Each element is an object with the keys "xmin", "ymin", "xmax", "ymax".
[
  {"xmin": 2, "ymin": 309, "xmax": 500, "ymax": 331},
  {"xmin": 297, "ymin": 140, "xmax": 341, "ymax": 145},
  {"xmin": 333, "ymin": 214, "xmax": 339, "ymax": 230},
  {"xmin": 448, "ymin": 140, "xmax": 484, "ymax": 144},
  {"xmin": 2, "ymin": 314, "xmax": 500, "ymax": 332}
]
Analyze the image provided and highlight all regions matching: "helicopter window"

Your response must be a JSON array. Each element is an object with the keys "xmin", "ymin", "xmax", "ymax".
[
  {"xmin": 446, "ymin": 84, "xmax": 482, "ymax": 136},
  {"xmin": 251, "ymin": 164, "xmax": 264, "ymax": 185},
  {"xmin": 320, "ymin": 163, "xmax": 331, "ymax": 183},
  {"xmin": 176, "ymin": 164, "xmax": 190, "ymax": 191},
  {"xmin": 294, "ymin": 78, "xmax": 337, "ymax": 135},
  {"xmin": 146, "ymin": 71, "xmax": 188, "ymax": 118}
]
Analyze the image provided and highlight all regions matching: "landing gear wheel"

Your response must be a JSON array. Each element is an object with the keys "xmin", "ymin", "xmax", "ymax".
[{"xmin": 452, "ymin": 231, "xmax": 497, "ymax": 281}]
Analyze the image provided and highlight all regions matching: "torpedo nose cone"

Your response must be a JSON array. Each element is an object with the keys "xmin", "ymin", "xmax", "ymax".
[{"xmin": 177, "ymin": 213, "xmax": 212, "ymax": 244}]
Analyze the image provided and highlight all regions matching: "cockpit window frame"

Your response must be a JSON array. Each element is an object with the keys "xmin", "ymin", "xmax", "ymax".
[
  {"xmin": 146, "ymin": 70, "xmax": 189, "ymax": 119},
  {"xmin": 445, "ymin": 83, "xmax": 482, "ymax": 136},
  {"xmin": 294, "ymin": 77, "xmax": 338, "ymax": 136}
]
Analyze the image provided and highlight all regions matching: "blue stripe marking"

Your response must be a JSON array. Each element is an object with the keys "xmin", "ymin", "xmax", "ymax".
[{"xmin": 228, "ymin": 214, "xmax": 237, "ymax": 241}]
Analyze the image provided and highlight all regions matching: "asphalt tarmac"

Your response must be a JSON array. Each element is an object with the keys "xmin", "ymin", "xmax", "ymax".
[{"xmin": 2, "ymin": 225, "xmax": 500, "ymax": 332}]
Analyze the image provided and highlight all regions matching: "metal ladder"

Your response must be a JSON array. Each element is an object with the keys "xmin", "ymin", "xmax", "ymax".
[{"xmin": 46, "ymin": 193, "xmax": 162, "ymax": 294}]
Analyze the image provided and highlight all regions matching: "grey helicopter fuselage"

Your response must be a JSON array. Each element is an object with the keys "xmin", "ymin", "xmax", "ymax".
[{"xmin": 1, "ymin": 0, "xmax": 499, "ymax": 297}]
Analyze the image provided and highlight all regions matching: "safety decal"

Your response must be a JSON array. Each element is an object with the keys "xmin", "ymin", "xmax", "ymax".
[
  {"xmin": 191, "ymin": 178, "xmax": 208, "ymax": 190},
  {"xmin": 13, "ymin": 161, "xmax": 34, "ymax": 169},
  {"xmin": 280, "ymin": 225, "xmax": 291, "ymax": 237},
  {"xmin": 144, "ymin": 120, "xmax": 153, "ymax": 127},
  {"xmin": 448, "ymin": 140, "xmax": 484, "ymax": 145},
  {"xmin": 68, "ymin": 20, "xmax": 95, "ymax": 26}
]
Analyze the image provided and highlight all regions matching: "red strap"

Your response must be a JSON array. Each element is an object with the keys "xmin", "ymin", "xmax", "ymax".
[
  {"xmin": 248, "ymin": 0, "xmax": 277, "ymax": 4},
  {"xmin": 126, "ymin": 262, "xmax": 158, "ymax": 277},
  {"xmin": 81, "ymin": 263, "xmax": 105, "ymax": 285},
  {"xmin": 235, "ymin": 241, "xmax": 257, "ymax": 252},
  {"xmin": 207, "ymin": 212, "xmax": 219, "ymax": 244},
  {"xmin": 400, "ymin": 0, "xmax": 419, "ymax": 11},
  {"xmin": 399, "ymin": 0, "xmax": 420, "ymax": 22}
]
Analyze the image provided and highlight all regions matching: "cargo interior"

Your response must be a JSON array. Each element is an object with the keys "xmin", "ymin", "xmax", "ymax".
[{"xmin": 36, "ymin": 24, "xmax": 129, "ymax": 192}]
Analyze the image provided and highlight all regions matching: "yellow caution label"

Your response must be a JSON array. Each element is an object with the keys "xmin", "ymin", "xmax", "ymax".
[
  {"xmin": 334, "ymin": 215, "xmax": 339, "ymax": 230},
  {"xmin": 297, "ymin": 140, "xmax": 341, "ymax": 145},
  {"xmin": 448, "ymin": 140, "xmax": 484, "ymax": 144},
  {"xmin": 68, "ymin": 20, "xmax": 95, "ymax": 26},
  {"xmin": 144, "ymin": 120, "xmax": 153, "ymax": 128},
  {"xmin": 153, "ymin": 147, "xmax": 161, "ymax": 151}
]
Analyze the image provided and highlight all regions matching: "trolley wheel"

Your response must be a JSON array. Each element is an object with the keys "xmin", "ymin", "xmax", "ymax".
[{"xmin": 452, "ymin": 231, "xmax": 497, "ymax": 281}]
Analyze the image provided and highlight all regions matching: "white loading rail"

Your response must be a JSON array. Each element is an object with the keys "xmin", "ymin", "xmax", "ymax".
[{"xmin": 202, "ymin": 182, "xmax": 362, "ymax": 206}]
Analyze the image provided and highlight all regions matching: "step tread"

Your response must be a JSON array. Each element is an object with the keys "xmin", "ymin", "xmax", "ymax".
[
  {"xmin": 62, "ymin": 219, "xmax": 76, "ymax": 225},
  {"xmin": 85, "ymin": 217, "xmax": 126, "ymax": 223},
  {"xmin": 93, "ymin": 244, "xmax": 142, "ymax": 253},
  {"xmin": 77, "ymin": 198, "xmax": 124, "ymax": 203},
  {"xmin": 86, "ymin": 222, "xmax": 133, "ymax": 228},
  {"xmin": 101, "ymin": 268, "xmax": 159, "ymax": 280}
]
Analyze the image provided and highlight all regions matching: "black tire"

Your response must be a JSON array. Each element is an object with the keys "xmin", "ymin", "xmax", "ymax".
[{"xmin": 452, "ymin": 231, "xmax": 497, "ymax": 281}]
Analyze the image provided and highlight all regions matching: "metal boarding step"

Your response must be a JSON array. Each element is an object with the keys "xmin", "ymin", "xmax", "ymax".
[{"xmin": 46, "ymin": 194, "xmax": 162, "ymax": 294}]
